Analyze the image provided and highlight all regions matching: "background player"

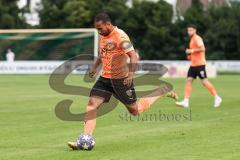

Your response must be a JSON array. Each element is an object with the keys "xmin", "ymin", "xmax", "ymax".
[
  {"xmin": 68, "ymin": 13, "xmax": 178, "ymax": 150},
  {"xmin": 176, "ymin": 24, "xmax": 222, "ymax": 108}
]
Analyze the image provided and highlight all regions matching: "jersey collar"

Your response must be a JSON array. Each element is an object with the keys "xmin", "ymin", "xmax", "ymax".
[{"xmin": 104, "ymin": 26, "xmax": 117, "ymax": 38}]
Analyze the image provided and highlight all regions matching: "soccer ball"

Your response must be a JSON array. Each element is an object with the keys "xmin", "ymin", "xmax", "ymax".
[{"xmin": 76, "ymin": 133, "xmax": 95, "ymax": 150}]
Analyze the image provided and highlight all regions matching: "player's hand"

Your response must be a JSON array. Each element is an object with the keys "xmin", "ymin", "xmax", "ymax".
[
  {"xmin": 185, "ymin": 49, "xmax": 193, "ymax": 54},
  {"xmin": 124, "ymin": 73, "xmax": 133, "ymax": 86},
  {"xmin": 89, "ymin": 67, "xmax": 97, "ymax": 78},
  {"xmin": 186, "ymin": 54, "xmax": 191, "ymax": 60}
]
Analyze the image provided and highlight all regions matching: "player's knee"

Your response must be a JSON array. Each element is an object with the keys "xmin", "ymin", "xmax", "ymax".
[
  {"xmin": 86, "ymin": 105, "xmax": 97, "ymax": 112},
  {"xmin": 88, "ymin": 98, "xmax": 95, "ymax": 106},
  {"xmin": 127, "ymin": 106, "xmax": 139, "ymax": 116},
  {"xmin": 87, "ymin": 98, "xmax": 98, "ymax": 111},
  {"xmin": 201, "ymin": 79, "xmax": 209, "ymax": 86},
  {"xmin": 186, "ymin": 78, "xmax": 193, "ymax": 83},
  {"xmin": 201, "ymin": 81, "xmax": 207, "ymax": 87},
  {"xmin": 127, "ymin": 103, "xmax": 144, "ymax": 116},
  {"xmin": 129, "ymin": 110, "xmax": 139, "ymax": 116}
]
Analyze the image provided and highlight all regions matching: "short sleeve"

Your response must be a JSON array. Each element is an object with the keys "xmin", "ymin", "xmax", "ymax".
[
  {"xmin": 119, "ymin": 31, "xmax": 135, "ymax": 54},
  {"xmin": 196, "ymin": 36, "xmax": 204, "ymax": 48}
]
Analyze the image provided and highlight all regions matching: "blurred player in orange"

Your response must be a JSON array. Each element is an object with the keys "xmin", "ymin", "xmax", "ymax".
[
  {"xmin": 68, "ymin": 13, "xmax": 178, "ymax": 150},
  {"xmin": 176, "ymin": 24, "xmax": 222, "ymax": 108}
]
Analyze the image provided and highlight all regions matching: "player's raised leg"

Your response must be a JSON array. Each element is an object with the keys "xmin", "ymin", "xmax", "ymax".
[
  {"xmin": 111, "ymin": 76, "xmax": 178, "ymax": 116},
  {"xmin": 127, "ymin": 89, "xmax": 178, "ymax": 116},
  {"xmin": 201, "ymin": 78, "xmax": 222, "ymax": 107}
]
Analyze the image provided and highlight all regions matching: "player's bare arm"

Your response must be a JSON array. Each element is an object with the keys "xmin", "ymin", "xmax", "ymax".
[
  {"xmin": 185, "ymin": 45, "xmax": 205, "ymax": 54},
  {"xmin": 124, "ymin": 50, "xmax": 138, "ymax": 86},
  {"xmin": 89, "ymin": 56, "xmax": 102, "ymax": 78}
]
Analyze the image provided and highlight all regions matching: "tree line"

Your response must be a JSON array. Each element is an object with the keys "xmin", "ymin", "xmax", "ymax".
[{"xmin": 0, "ymin": 0, "xmax": 240, "ymax": 60}]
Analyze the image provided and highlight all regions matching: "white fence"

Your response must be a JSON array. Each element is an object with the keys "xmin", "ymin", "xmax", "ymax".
[
  {"xmin": 0, "ymin": 60, "xmax": 239, "ymax": 77},
  {"xmin": 145, "ymin": 60, "xmax": 240, "ymax": 73}
]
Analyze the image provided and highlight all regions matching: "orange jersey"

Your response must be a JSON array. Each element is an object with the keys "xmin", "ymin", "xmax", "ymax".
[
  {"xmin": 189, "ymin": 34, "xmax": 206, "ymax": 66},
  {"xmin": 99, "ymin": 27, "xmax": 134, "ymax": 79}
]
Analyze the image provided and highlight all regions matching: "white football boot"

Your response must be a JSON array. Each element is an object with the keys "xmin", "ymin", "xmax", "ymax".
[
  {"xmin": 214, "ymin": 96, "xmax": 222, "ymax": 108},
  {"xmin": 176, "ymin": 99, "xmax": 189, "ymax": 108}
]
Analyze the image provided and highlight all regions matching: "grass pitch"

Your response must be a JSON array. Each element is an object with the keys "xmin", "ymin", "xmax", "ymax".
[{"xmin": 0, "ymin": 75, "xmax": 239, "ymax": 160}]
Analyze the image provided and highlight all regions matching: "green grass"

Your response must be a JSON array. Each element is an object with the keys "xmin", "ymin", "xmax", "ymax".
[{"xmin": 0, "ymin": 75, "xmax": 240, "ymax": 160}]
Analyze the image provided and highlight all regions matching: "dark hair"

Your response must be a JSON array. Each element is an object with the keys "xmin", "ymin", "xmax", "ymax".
[
  {"xmin": 188, "ymin": 24, "xmax": 197, "ymax": 30},
  {"xmin": 95, "ymin": 12, "xmax": 111, "ymax": 23}
]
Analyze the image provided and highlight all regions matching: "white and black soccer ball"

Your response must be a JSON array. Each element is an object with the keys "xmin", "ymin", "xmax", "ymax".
[{"xmin": 76, "ymin": 133, "xmax": 95, "ymax": 150}]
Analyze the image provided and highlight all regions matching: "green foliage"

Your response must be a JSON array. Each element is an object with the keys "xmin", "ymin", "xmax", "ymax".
[
  {"xmin": 34, "ymin": 0, "xmax": 240, "ymax": 60},
  {"xmin": 1, "ymin": 0, "xmax": 239, "ymax": 60},
  {"xmin": 123, "ymin": 0, "xmax": 173, "ymax": 60},
  {"xmin": 39, "ymin": 0, "xmax": 128, "ymax": 28},
  {"xmin": 205, "ymin": 4, "xmax": 240, "ymax": 60},
  {"xmin": 38, "ymin": 0, "xmax": 68, "ymax": 28},
  {"xmin": 0, "ymin": 0, "xmax": 27, "ymax": 28}
]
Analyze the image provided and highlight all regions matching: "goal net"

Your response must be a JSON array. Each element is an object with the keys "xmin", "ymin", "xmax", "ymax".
[{"xmin": 0, "ymin": 29, "xmax": 98, "ymax": 60}]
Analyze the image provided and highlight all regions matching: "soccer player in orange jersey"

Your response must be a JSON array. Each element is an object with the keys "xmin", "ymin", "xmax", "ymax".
[
  {"xmin": 68, "ymin": 13, "xmax": 178, "ymax": 150},
  {"xmin": 176, "ymin": 24, "xmax": 222, "ymax": 108}
]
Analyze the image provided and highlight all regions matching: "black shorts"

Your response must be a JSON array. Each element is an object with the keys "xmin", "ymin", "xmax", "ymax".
[
  {"xmin": 187, "ymin": 65, "xmax": 207, "ymax": 79},
  {"xmin": 90, "ymin": 76, "xmax": 137, "ymax": 105}
]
